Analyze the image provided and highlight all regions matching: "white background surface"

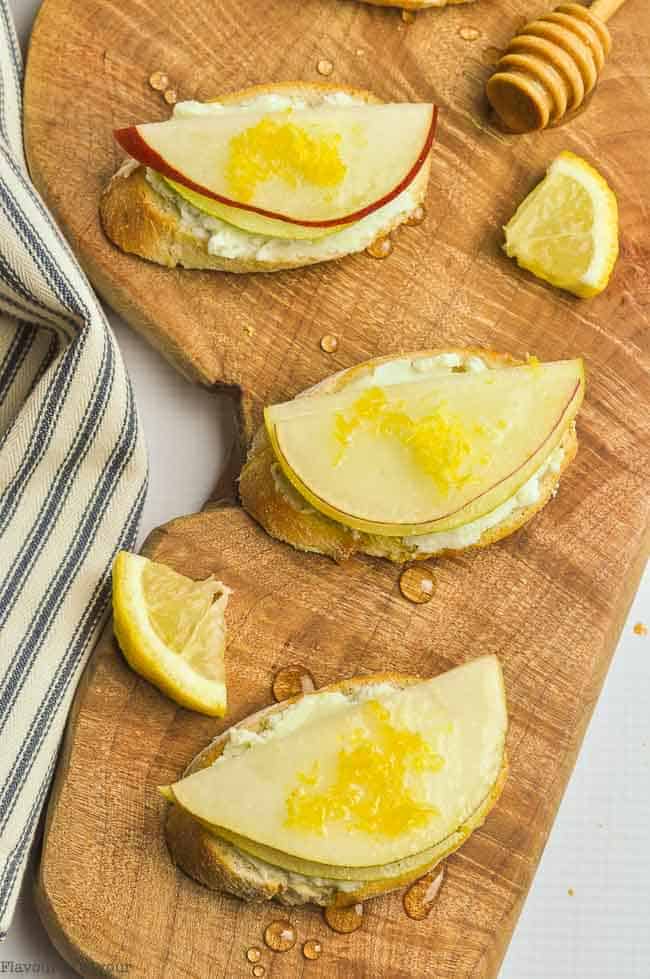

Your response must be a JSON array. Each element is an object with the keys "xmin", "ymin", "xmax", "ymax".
[{"xmin": 4, "ymin": 1, "xmax": 649, "ymax": 976}]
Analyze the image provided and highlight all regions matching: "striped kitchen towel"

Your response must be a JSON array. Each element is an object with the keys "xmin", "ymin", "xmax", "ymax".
[{"xmin": 0, "ymin": 0, "xmax": 147, "ymax": 936}]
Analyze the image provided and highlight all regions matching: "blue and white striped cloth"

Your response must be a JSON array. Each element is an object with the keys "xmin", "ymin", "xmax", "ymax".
[{"xmin": 0, "ymin": 1, "xmax": 147, "ymax": 936}]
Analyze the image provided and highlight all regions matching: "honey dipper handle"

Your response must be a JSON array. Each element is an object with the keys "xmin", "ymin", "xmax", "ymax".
[{"xmin": 589, "ymin": 0, "xmax": 628, "ymax": 22}]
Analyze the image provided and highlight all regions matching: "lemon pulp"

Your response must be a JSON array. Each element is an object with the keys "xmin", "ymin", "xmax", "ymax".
[{"xmin": 113, "ymin": 551, "xmax": 230, "ymax": 715}]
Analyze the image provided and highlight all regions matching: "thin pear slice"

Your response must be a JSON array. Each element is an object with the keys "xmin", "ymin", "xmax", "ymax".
[
  {"xmin": 207, "ymin": 758, "xmax": 507, "ymax": 881},
  {"xmin": 166, "ymin": 656, "xmax": 508, "ymax": 869},
  {"xmin": 163, "ymin": 179, "xmax": 343, "ymax": 241},
  {"xmin": 115, "ymin": 103, "xmax": 436, "ymax": 227},
  {"xmin": 265, "ymin": 360, "xmax": 584, "ymax": 537}
]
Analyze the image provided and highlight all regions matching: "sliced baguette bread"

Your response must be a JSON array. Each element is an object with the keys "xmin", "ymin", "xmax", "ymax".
[
  {"xmin": 239, "ymin": 348, "xmax": 579, "ymax": 564},
  {"xmin": 100, "ymin": 82, "xmax": 431, "ymax": 274},
  {"xmin": 165, "ymin": 672, "xmax": 508, "ymax": 907}
]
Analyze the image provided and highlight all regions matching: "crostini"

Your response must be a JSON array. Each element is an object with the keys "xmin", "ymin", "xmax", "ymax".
[
  {"xmin": 240, "ymin": 348, "xmax": 584, "ymax": 563},
  {"xmin": 164, "ymin": 657, "xmax": 508, "ymax": 907},
  {"xmin": 101, "ymin": 83, "xmax": 436, "ymax": 273}
]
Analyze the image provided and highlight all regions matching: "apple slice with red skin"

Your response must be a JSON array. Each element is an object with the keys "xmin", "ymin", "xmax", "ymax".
[
  {"xmin": 264, "ymin": 360, "xmax": 585, "ymax": 537},
  {"xmin": 114, "ymin": 103, "xmax": 437, "ymax": 229}
]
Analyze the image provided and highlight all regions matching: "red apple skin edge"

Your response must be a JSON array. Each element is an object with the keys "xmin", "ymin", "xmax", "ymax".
[
  {"xmin": 113, "ymin": 106, "xmax": 438, "ymax": 229},
  {"xmin": 273, "ymin": 373, "xmax": 584, "ymax": 534}
]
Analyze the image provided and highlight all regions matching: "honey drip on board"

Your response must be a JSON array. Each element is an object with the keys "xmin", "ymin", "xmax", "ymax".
[
  {"xmin": 405, "ymin": 204, "xmax": 426, "ymax": 227},
  {"xmin": 399, "ymin": 566, "xmax": 435, "ymax": 605},
  {"xmin": 252, "ymin": 967, "xmax": 265, "ymax": 978},
  {"xmin": 324, "ymin": 903, "xmax": 364, "ymax": 934},
  {"xmin": 403, "ymin": 867, "xmax": 445, "ymax": 920},
  {"xmin": 272, "ymin": 665, "xmax": 316, "ymax": 702},
  {"xmin": 264, "ymin": 919, "xmax": 297, "ymax": 952},
  {"xmin": 366, "ymin": 236, "xmax": 393, "ymax": 259},
  {"xmin": 246, "ymin": 947, "xmax": 262, "ymax": 963},
  {"xmin": 148, "ymin": 70, "xmax": 169, "ymax": 91},
  {"xmin": 458, "ymin": 26, "xmax": 480, "ymax": 41},
  {"xmin": 302, "ymin": 939, "xmax": 323, "ymax": 960},
  {"xmin": 320, "ymin": 333, "xmax": 339, "ymax": 354},
  {"xmin": 401, "ymin": 9, "xmax": 415, "ymax": 23}
]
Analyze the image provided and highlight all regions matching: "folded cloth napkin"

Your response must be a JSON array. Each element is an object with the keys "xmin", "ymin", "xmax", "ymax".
[{"xmin": 0, "ymin": 1, "xmax": 147, "ymax": 936}]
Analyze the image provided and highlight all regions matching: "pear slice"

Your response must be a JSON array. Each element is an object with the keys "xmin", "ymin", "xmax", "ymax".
[
  {"xmin": 206, "ymin": 757, "xmax": 507, "ymax": 881},
  {"xmin": 114, "ymin": 103, "xmax": 436, "ymax": 228},
  {"xmin": 166, "ymin": 656, "xmax": 508, "ymax": 869},
  {"xmin": 163, "ymin": 179, "xmax": 343, "ymax": 241},
  {"xmin": 265, "ymin": 359, "xmax": 584, "ymax": 537}
]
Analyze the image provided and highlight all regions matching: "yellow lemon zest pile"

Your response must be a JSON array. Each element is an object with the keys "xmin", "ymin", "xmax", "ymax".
[
  {"xmin": 285, "ymin": 700, "xmax": 445, "ymax": 838},
  {"xmin": 333, "ymin": 387, "xmax": 476, "ymax": 493},
  {"xmin": 226, "ymin": 114, "xmax": 346, "ymax": 202}
]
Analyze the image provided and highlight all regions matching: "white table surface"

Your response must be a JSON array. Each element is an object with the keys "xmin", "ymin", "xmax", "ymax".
[{"xmin": 4, "ymin": 2, "xmax": 650, "ymax": 975}]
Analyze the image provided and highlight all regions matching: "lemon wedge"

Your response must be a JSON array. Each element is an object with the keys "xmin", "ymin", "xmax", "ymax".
[
  {"xmin": 112, "ymin": 551, "xmax": 230, "ymax": 716},
  {"xmin": 504, "ymin": 151, "xmax": 618, "ymax": 298}
]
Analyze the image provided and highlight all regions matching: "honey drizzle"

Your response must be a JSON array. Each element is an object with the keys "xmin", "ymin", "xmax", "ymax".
[
  {"xmin": 324, "ymin": 903, "xmax": 364, "ymax": 934},
  {"xmin": 399, "ymin": 566, "xmax": 436, "ymax": 605},
  {"xmin": 272, "ymin": 665, "xmax": 316, "ymax": 702},
  {"xmin": 366, "ymin": 236, "xmax": 393, "ymax": 259},
  {"xmin": 264, "ymin": 919, "xmax": 297, "ymax": 952},
  {"xmin": 403, "ymin": 867, "xmax": 445, "ymax": 920},
  {"xmin": 302, "ymin": 939, "xmax": 323, "ymax": 960}
]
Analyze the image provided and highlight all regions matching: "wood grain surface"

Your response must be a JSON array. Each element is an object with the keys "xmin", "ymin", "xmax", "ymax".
[{"xmin": 24, "ymin": 0, "xmax": 650, "ymax": 977}]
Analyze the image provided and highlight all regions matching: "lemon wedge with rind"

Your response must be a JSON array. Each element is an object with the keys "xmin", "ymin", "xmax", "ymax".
[
  {"xmin": 504, "ymin": 151, "xmax": 619, "ymax": 298},
  {"xmin": 112, "ymin": 551, "xmax": 230, "ymax": 716}
]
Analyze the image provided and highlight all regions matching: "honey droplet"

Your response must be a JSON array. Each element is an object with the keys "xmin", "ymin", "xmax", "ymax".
[
  {"xmin": 366, "ymin": 236, "xmax": 393, "ymax": 260},
  {"xmin": 317, "ymin": 59, "xmax": 334, "ymax": 77},
  {"xmin": 405, "ymin": 204, "xmax": 426, "ymax": 227},
  {"xmin": 399, "ymin": 566, "xmax": 435, "ymax": 604},
  {"xmin": 264, "ymin": 919, "xmax": 297, "ymax": 952},
  {"xmin": 459, "ymin": 26, "xmax": 480, "ymax": 41},
  {"xmin": 403, "ymin": 867, "xmax": 444, "ymax": 920},
  {"xmin": 633, "ymin": 622, "xmax": 648, "ymax": 636},
  {"xmin": 252, "ymin": 967, "xmax": 265, "ymax": 978},
  {"xmin": 401, "ymin": 9, "xmax": 416, "ymax": 23},
  {"xmin": 272, "ymin": 665, "xmax": 316, "ymax": 702},
  {"xmin": 246, "ymin": 947, "xmax": 262, "ymax": 963},
  {"xmin": 320, "ymin": 334, "xmax": 339, "ymax": 354},
  {"xmin": 302, "ymin": 939, "xmax": 323, "ymax": 960},
  {"xmin": 324, "ymin": 903, "xmax": 364, "ymax": 934},
  {"xmin": 163, "ymin": 88, "xmax": 178, "ymax": 105},
  {"xmin": 148, "ymin": 70, "xmax": 169, "ymax": 91}
]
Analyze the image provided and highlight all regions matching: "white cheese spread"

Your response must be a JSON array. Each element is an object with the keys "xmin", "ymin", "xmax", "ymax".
[
  {"xmin": 144, "ymin": 92, "xmax": 419, "ymax": 262},
  {"xmin": 222, "ymin": 683, "xmax": 399, "ymax": 760}
]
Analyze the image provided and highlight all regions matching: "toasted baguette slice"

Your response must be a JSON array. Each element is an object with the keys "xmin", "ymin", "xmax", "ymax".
[
  {"xmin": 165, "ymin": 673, "xmax": 508, "ymax": 907},
  {"xmin": 239, "ymin": 348, "xmax": 579, "ymax": 564},
  {"xmin": 100, "ymin": 82, "xmax": 431, "ymax": 274}
]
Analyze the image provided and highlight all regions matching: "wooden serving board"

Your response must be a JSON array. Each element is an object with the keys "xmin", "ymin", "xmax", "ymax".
[{"xmin": 24, "ymin": 0, "xmax": 650, "ymax": 977}]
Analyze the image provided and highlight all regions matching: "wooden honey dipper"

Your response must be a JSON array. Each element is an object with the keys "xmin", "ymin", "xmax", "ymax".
[{"xmin": 486, "ymin": 0, "xmax": 627, "ymax": 132}]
